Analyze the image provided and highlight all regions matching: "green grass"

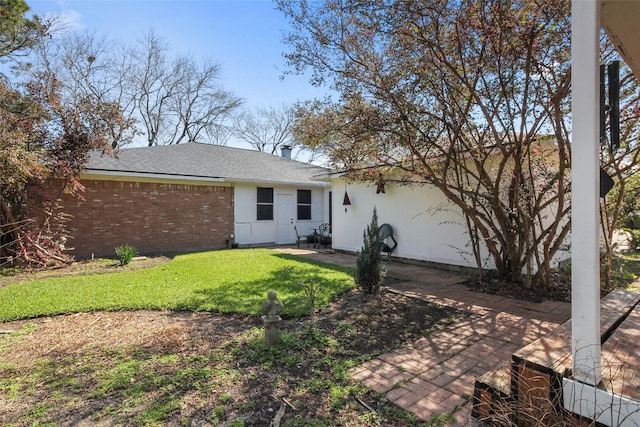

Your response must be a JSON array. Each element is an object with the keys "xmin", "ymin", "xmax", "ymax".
[
  {"xmin": 0, "ymin": 249, "xmax": 355, "ymax": 322},
  {"xmin": 0, "ymin": 267, "xmax": 464, "ymax": 426},
  {"xmin": 608, "ymin": 252, "xmax": 640, "ymax": 289}
]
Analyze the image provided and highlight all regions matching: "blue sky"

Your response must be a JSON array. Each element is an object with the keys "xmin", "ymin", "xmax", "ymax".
[{"xmin": 26, "ymin": 0, "xmax": 328, "ymax": 147}]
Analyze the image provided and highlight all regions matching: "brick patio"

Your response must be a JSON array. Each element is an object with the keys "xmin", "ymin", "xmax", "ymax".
[{"xmin": 278, "ymin": 247, "xmax": 571, "ymax": 425}]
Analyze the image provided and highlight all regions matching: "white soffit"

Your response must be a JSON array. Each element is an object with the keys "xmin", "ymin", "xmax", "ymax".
[{"xmin": 602, "ymin": 1, "xmax": 640, "ymax": 79}]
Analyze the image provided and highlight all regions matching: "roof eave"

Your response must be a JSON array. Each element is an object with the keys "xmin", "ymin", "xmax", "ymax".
[
  {"xmin": 230, "ymin": 177, "xmax": 331, "ymax": 188},
  {"xmin": 82, "ymin": 169, "xmax": 226, "ymax": 183},
  {"xmin": 602, "ymin": 1, "xmax": 640, "ymax": 80},
  {"xmin": 82, "ymin": 169, "xmax": 331, "ymax": 188}
]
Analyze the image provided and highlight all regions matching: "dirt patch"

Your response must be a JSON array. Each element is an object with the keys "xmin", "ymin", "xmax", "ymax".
[
  {"xmin": 0, "ymin": 256, "xmax": 172, "ymax": 287},
  {"xmin": 0, "ymin": 288, "xmax": 466, "ymax": 426},
  {"xmin": 463, "ymin": 275, "xmax": 572, "ymax": 303}
]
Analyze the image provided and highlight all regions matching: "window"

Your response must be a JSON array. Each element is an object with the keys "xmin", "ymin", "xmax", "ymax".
[
  {"xmin": 257, "ymin": 187, "xmax": 273, "ymax": 220},
  {"xmin": 297, "ymin": 189, "xmax": 312, "ymax": 220}
]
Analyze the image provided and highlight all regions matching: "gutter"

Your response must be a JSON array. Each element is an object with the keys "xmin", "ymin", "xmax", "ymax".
[
  {"xmin": 83, "ymin": 169, "xmax": 226, "ymax": 183},
  {"xmin": 83, "ymin": 169, "xmax": 331, "ymax": 188}
]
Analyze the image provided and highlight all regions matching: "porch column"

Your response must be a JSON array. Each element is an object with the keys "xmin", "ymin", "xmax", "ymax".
[{"xmin": 571, "ymin": 0, "xmax": 602, "ymax": 385}]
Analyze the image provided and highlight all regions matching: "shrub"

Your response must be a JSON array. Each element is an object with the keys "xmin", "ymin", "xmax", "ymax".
[
  {"xmin": 629, "ymin": 228, "xmax": 640, "ymax": 250},
  {"xmin": 115, "ymin": 244, "xmax": 137, "ymax": 266},
  {"xmin": 355, "ymin": 207, "xmax": 385, "ymax": 294},
  {"xmin": 299, "ymin": 279, "xmax": 321, "ymax": 331}
]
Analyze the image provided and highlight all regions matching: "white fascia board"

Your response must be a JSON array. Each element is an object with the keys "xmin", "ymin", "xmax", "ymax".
[
  {"xmin": 310, "ymin": 172, "xmax": 334, "ymax": 182},
  {"xmin": 82, "ymin": 171, "xmax": 331, "ymax": 188},
  {"xmin": 563, "ymin": 378, "xmax": 640, "ymax": 426},
  {"xmin": 230, "ymin": 177, "xmax": 331, "ymax": 188}
]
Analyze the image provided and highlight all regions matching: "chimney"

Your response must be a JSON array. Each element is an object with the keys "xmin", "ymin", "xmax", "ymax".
[{"xmin": 281, "ymin": 145, "xmax": 292, "ymax": 159}]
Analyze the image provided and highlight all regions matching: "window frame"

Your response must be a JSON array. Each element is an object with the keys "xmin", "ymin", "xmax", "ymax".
[
  {"xmin": 257, "ymin": 187, "xmax": 274, "ymax": 221},
  {"xmin": 297, "ymin": 189, "xmax": 312, "ymax": 220}
]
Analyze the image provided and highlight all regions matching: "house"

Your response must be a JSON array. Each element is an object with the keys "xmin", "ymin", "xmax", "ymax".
[
  {"xmin": 327, "ymin": 176, "xmax": 485, "ymax": 270},
  {"xmin": 323, "ymin": 139, "xmax": 571, "ymax": 272},
  {"xmin": 55, "ymin": 143, "xmax": 331, "ymax": 258}
]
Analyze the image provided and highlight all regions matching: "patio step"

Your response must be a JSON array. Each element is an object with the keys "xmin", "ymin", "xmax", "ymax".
[
  {"xmin": 472, "ymin": 290, "xmax": 640, "ymax": 426},
  {"xmin": 472, "ymin": 362, "xmax": 513, "ymax": 424}
]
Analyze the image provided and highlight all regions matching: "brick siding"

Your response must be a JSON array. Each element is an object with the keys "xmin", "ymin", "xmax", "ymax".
[{"xmin": 52, "ymin": 179, "xmax": 234, "ymax": 259}]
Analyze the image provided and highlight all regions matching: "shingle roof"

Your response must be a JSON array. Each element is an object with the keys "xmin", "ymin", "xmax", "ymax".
[{"xmin": 85, "ymin": 143, "xmax": 329, "ymax": 187}]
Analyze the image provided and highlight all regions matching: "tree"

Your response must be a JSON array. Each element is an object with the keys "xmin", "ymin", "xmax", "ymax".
[
  {"xmin": 129, "ymin": 30, "xmax": 174, "ymax": 146},
  {"xmin": 29, "ymin": 28, "xmax": 242, "ymax": 147},
  {"xmin": 30, "ymin": 31, "xmax": 139, "ymax": 148},
  {"xmin": 204, "ymin": 123, "xmax": 234, "ymax": 146},
  {"xmin": 0, "ymin": 0, "xmax": 42, "ymax": 61},
  {"xmin": 278, "ymin": 0, "xmax": 570, "ymax": 286},
  {"xmin": 279, "ymin": 0, "xmax": 576, "ymax": 289},
  {"xmin": 598, "ymin": 39, "xmax": 640, "ymax": 289},
  {"xmin": 355, "ymin": 207, "xmax": 384, "ymax": 295},
  {"xmin": 1, "ymin": 74, "xmax": 119, "ymax": 267},
  {"xmin": 0, "ymin": 4, "xmax": 120, "ymax": 268},
  {"xmin": 0, "ymin": 80, "xmax": 47, "ymax": 266},
  {"xmin": 165, "ymin": 57, "xmax": 242, "ymax": 145},
  {"xmin": 233, "ymin": 105, "xmax": 294, "ymax": 154},
  {"xmin": 233, "ymin": 104, "xmax": 323, "ymax": 162},
  {"xmin": 129, "ymin": 30, "xmax": 242, "ymax": 146}
]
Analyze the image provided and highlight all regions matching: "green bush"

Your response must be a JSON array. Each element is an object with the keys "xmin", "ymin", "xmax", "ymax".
[
  {"xmin": 355, "ymin": 207, "xmax": 385, "ymax": 294},
  {"xmin": 629, "ymin": 229, "xmax": 640, "ymax": 250},
  {"xmin": 115, "ymin": 244, "xmax": 137, "ymax": 266},
  {"xmin": 0, "ymin": 266, "xmax": 22, "ymax": 276}
]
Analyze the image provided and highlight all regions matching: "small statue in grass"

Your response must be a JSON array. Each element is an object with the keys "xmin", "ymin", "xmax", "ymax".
[
  {"xmin": 262, "ymin": 290, "xmax": 283, "ymax": 318},
  {"xmin": 261, "ymin": 290, "xmax": 283, "ymax": 345}
]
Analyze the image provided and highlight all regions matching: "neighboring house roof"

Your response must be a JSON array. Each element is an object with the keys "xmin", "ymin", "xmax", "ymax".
[{"xmin": 83, "ymin": 142, "xmax": 330, "ymax": 187}]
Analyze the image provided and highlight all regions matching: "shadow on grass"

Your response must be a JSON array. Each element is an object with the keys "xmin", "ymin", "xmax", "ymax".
[{"xmin": 175, "ymin": 254, "xmax": 355, "ymax": 318}]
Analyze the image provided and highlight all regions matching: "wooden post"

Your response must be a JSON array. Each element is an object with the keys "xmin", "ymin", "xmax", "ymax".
[{"xmin": 570, "ymin": 0, "xmax": 602, "ymax": 386}]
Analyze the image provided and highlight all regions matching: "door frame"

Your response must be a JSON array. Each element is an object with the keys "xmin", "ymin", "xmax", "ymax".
[{"xmin": 275, "ymin": 193, "xmax": 294, "ymax": 244}]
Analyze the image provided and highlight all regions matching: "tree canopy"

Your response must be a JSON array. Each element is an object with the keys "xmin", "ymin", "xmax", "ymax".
[
  {"xmin": 279, "ymin": 0, "xmax": 640, "ymax": 288},
  {"xmin": 0, "ymin": 0, "xmax": 41, "ymax": 59},
  {"xmin": 29, "ymin": 29, "xmax": 243, "ymax": 148},
  {"xmin": 0, "ymin": 2, "xmax": 121, "ymax": 267},
  {"xmin": 232, "ymin": 104, "xmax": 323, "ymax": 162}
]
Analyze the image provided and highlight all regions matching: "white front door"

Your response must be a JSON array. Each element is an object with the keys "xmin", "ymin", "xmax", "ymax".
[{"xmin": 276, "ymin": 193, "xmax": 294, "ymax": 244}]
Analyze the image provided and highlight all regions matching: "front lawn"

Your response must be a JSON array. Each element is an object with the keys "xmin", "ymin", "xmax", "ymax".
[
  {"xmin": 0, "ymin": 248, "xmax": 468, "ymax": 426},
  {"xmin": 0, "ymin": 249, "xmax": 355, "ymax": 322}
]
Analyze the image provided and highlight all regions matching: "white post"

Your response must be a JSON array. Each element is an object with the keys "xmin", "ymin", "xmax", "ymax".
[{"xmin": 571, "ymin": 0, "xmax": 602, "ymax": 385}]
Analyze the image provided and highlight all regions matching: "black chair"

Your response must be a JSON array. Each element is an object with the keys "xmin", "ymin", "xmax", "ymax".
[
  {"xmin": 378, "ymin": 223, "xmax": 397, "ymax": 261},
  {"xmin": 293, "ymin": 225, "xmax": 310, "ymax": 248}
]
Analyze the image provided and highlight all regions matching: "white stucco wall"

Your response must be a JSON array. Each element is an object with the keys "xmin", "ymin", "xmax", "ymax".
[
  {"xmin": 332, "ymin": 179, "xmax": 490, "ymax": 268},
  {"xmin": 332, "ymin": 177, "xmax": 571, "ymax": 270},
  {"xmin": 233, "ymin": 183, "xmax": 328, "ymax": 246}
]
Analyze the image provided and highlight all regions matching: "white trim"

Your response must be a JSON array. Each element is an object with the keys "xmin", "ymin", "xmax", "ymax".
[
  {"xmin": 230, "ymin": 178, "xmax": 330, "ymax": 188},
  {"xmin": 570, "ymin": 0, "xmax": 602, "ymax": 386},
  {"xmin": 563, "ymin": 379, "xmax": 640, "ymax": 426},
  {"xmin": 276, "ymin": 192, "xmax": 295, "ymax": 244},
  {"xmin": 82, "ymin": 170, "xmax": 331, "ymax": 188},
  {"xmin": 83, "ymin": 170, "xmax": 226, "ymax": 183}
]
